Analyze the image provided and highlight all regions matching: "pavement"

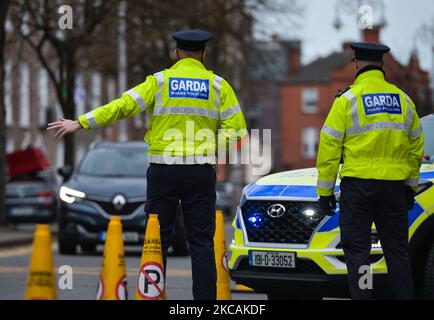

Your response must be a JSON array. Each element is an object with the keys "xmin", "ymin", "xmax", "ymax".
[
  {"xmin": 0, "ymin": 225, "xmax": 37, "ymax": 248},
  {"xmin": 0, "ymin": 223, "xmax": 59, "ymax": 248}
]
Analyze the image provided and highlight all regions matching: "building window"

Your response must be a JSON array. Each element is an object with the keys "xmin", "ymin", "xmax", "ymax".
[
  {"xmin": 302, "ymin": 88, "xmax": 318, "ymax": 113},
  {"xmin": 5, "ymin": 59, "xmax": 12, "ymax": 127},
  {"xmin": 38, "ymin": 67, "xmax": 49, "ymax": 128},
  {"xmin": 107, "ymin": 77, "xmax": 116, "ymax": 101},
  {"xmin": 6, "ymin": 136, "xmax": 14, "ymax": 154},
  {"xmin": 56, "ymin": 140, "xmax": 65, "ymax": 168},
  {"xmin": 90, "ymin": 73, "xmax": 101, "ymax": 109},
  {"xmin": 302, "ymin": 127, "xmax": 319, "ymax": 159},
  {"xmin": 19, "ymin": 63, "xmax": 30, "ymax": 128},
  {"xmin": 75, "ymin": 73, "xmax": 86, "ymax": 118}
]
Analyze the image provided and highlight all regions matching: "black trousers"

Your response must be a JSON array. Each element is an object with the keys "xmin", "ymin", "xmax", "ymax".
[
  {"xmin": 339, "ymin": 177, "xmax": 414, "ymax": 300},
  {"xmin": 145, "ymin": 163, "xmax": 217, "ymax": 300}
]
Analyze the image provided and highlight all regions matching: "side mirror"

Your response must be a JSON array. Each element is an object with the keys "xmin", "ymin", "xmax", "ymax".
[{"xmin": 58, "ymin": 165, "xmax": 73, "ymax": 180}]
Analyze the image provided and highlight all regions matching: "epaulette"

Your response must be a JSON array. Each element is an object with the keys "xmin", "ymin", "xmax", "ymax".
[{"xmin": 335, "ymin": 86, "xmax": 350, "ymax": 98}]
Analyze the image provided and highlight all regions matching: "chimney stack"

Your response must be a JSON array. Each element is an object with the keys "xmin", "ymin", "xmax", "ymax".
[
  {"xmin": 362, "ymin": 24, "xmax": 383, "ymax": 43},
  {"xmin": 286, "ymin": 40, "xmax": 301, "ymax": 75},
  {"xmin": 409, "ymin": 50, "xmax": 420, "ymax": 69}
]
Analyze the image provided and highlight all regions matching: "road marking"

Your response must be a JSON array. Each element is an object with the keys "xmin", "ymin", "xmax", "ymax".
[
  {"xmin": 0, "ymin": 246, "xmax": 33, "ymax": 258},
  {"xmin": 0, "ymin": 243, "xmax": 58, "ymax": 258}
]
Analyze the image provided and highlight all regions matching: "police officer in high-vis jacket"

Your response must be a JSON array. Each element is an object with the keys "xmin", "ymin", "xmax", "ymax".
[
  {"xmin": 47, "ymin": 29, "xmax": 247, "ymax": 300},
  {"xmin": 316, "ymin": 42, "xmax": 424, "ymax": 300}
]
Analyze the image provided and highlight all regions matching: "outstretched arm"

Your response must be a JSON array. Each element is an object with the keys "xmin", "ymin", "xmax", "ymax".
[{"xmin": 46, "ymin": 75, "xmax": 157, "ymax": 139}]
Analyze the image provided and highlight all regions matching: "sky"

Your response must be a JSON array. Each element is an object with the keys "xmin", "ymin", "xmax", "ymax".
[{"xmin": 257, "ymin": 0, "xmax": 434, "ymax": 75}]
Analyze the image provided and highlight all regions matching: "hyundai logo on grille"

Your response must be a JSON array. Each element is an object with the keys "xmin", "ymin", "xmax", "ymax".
[
  {"xmin": 112, "ymin": 194, "xmax": 126, "ymax": 211},
  {"xmin": 267, "ymin": 204, "xmax": 286, "ymax": 218}
]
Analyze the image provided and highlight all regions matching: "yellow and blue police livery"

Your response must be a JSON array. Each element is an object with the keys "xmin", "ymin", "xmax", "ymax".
[{"xmin": 229, "ymin": 114, "xmax": 434, "ymax": 299}]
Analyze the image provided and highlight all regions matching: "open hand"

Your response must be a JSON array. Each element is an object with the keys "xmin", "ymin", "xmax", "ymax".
[{"xmin": 47, "ymin": 118, "xmax": 82, "ymax": 139}]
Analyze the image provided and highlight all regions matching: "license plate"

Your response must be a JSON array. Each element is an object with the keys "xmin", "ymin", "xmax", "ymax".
[
  {"xmin": 10, "ymin": 207, "xmax": 35, "ymax": 216},
  {"xmin": 248, "ymin": 251, "xmax": 296, "ymax": 268},
  {"xmin": 98, "ymin": 232, "xmax": 139, "ymax": 242}
]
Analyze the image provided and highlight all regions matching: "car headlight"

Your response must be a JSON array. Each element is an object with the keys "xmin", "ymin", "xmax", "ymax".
[
  {"xmin": 59, "ymin": 186, "xmax": 85, "ymax": 204},
  {"xmin": 303, "ymin": 208, "xmax": 316, "ymax": 217}
]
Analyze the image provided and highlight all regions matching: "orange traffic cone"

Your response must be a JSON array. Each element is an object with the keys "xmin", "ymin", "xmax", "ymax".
[
  {"xmin": 135, "ymin": 214, "xmax": 166, "ymax": 300},
  {"xmin": 96, "ymin": 216, "xmax": 128, "ymax": 300},
  {"xmin": 214, "ymin": 210, "xmax": 232, "ymax": 300},
  {"xmin": 24, "ymin": 224, "xmax": 56, "ymax": 300}
]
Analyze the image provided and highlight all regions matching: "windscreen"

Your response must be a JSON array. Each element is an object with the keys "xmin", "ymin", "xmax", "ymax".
[{"xmin": 79, "ymin": 147, "xmax": 149, "ymax": 177}]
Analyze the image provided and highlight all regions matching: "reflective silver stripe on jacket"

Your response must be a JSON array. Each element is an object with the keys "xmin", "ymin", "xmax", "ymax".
[
  {"xmin": 409, "ymin": 126, "xmax": 423, "ymax": 139},
  {"xmin": 154, "ymin": 71, "xmax": 165, "ymax": 109},
  {"xmin": 342, "ymin": 90, "xmax": 359, "ymax": 127},
  {"xmin": 346, "ymin": 121, "xmax": 404, "ymax": 135},
  {"xmin": 148, "ymin": 154, "xmax": 216, "ymax": 165},
  {"xmin": 317, "ymin": 179, "xmax": 336, "ymax": 190},
  {"xmin": 321, "ymin": 125, "xmax": 344, "ymax": 140},
  {"xmin": 405, "ymin": 178, "xmax": 419, "ymax": 188},
  {"xmin": 403, "ymin": 94, "xmax": 423, "ymax": 139},
  {"xmin": 404, "ymin": 94, "xmax": 413, "ymax": 133},
  {"xmin": 220, "ymin": 105, "xmax": 241, "ymax": 120},
  {"xmin": 153, "ymin": 106, "xmax": 219, "ymax": 120},
  {"xmin": 213, "ymin": 75, "xmax": 223, "ymax": 110},
  {"xmin": 85, "ymin": 111, "xmax": 97, "ymax": 129},
  {"xmin": 125, "ymin": 89, "xmax": 146, "ymax": 111}
]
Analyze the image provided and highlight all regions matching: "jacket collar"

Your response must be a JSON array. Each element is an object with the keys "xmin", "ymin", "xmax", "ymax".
[
  {"xmin": 171, "ymin": 57, "xmax": 206, "ymax": 70},
  {"xmin": 354, "ymin": 65, "xmax": 385, "ymax": 85}
]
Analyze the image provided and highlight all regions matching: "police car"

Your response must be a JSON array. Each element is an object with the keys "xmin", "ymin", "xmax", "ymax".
[{"xmin": 229, "ymin": 114, "xmax": 434, "ymax": 299}]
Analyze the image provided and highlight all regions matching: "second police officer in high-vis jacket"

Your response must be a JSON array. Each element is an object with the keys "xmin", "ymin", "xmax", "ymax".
[
  {"xmin": 316, "ymin": 42, "xmax": 424, "ymax": 299},
  {"xmin": 47, "ymin": 29, "xmax": 247, "ymax": 300}
]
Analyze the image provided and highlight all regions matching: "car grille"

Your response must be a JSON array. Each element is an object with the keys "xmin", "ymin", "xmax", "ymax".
[
  {"xmin": 237, "ymin": 258, "xmax": 325, "ymax": 275},
  {"xmin": 95, "ymin": 200, "xmax": 143, "ymax": 216},
  {"xmin": 241, "ymin": 200, "xmax": 326, "ymax": 245}
]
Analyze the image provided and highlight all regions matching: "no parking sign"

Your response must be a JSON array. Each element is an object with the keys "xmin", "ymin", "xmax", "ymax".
[
  {"xmin": 137, "ymin": 262, "xmax": 165, "ymax": 300},
  {"xmin": 116, "ymin": 275, "xmax": 128, "ymax": 300}
]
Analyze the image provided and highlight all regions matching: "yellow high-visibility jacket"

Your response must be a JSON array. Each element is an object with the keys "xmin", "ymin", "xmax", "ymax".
[
  {"xmin": 79, "ymin": 58, "xmax": 247, "ymax": 164},
  {"xmin": 316, "ymin": 68, "xmax": 424, "ymax": 196}
]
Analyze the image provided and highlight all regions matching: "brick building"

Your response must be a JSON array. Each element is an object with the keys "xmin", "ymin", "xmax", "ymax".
[
  {"xmin": 280, "ymin": 26, "xmax": 432, "ymax": 170},
  {"xmin": 246, "ymin": 37, "xmax": 301, "ymax": 172}
]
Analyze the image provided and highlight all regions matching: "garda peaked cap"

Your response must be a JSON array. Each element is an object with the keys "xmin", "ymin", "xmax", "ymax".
[
  {"xmin": 172, "ymin": 29, "xmax": 212, "ymax": 51},
  {"xmin": 350, "ymin": 42, "xmax": 391, "ymax": 62}
]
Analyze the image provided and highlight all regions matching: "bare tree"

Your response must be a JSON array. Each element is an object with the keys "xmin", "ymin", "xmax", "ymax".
[
  {"xmin": 0, "ymin": 0, "xmax": 10, "ymax": 225},
  {"xmin": 9, "ymin": 0, "xmax": 118, "ymax": 167}
]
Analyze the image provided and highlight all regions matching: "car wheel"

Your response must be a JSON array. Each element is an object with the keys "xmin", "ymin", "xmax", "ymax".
[
  {"xmin": 424, "ymin": 240, "xmax": 434, "ymax": 299},
  {"xmin": 81, "ymin": 244, "xmax": 96, "ymax": 254},
  {"xmin": 267, "ymin": 291, "xmax": 322, "ymax": 300},
  {"xmin": 58, "ymin": 239, "xmax": 77, "ymax": 255}
]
